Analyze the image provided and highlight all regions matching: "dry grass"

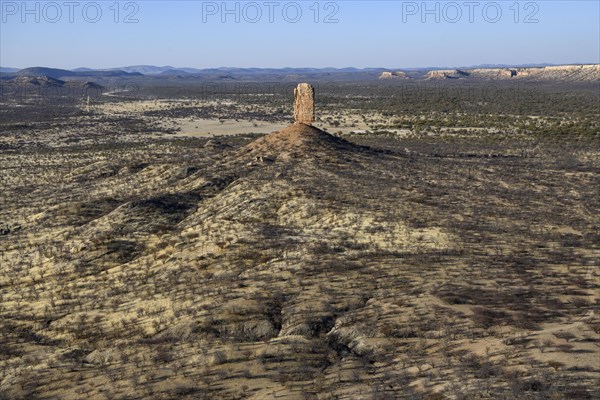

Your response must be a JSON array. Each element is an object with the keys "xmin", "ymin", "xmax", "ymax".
[{"xmin": 0, "ymin": 97, "xmax": 598, "ymax": 399}]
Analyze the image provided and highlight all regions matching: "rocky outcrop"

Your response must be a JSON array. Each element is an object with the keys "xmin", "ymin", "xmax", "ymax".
[
  {"xmin": 514, "ymin": 64, "xmax": 599, "ymax": 81},
  {"xmin": 240, "ymin": 83, "xmax": 371, "ymax": 162},
  {"xmin": 425, "ymin": 69, "xmax": 470, "ymax": 80},
  {"xmin": 467, "ymin": 68, "xmax": 518, "ymax": 79},
  {"xmin": 379, "ymin": 71, "xmax": 408, "ymax": 79},
  {"xmin": 419, "ymin": 65, "xmax": 599, "ymax": 81},
  {"xmin": 447, "ymin": 65, "xmax": 598, "ymax": 81},
  {"xmin": 294, "ymin": 83, "xmax": 315, "ymax": 125}
]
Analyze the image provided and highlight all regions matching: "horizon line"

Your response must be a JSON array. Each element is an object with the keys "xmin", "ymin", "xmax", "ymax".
[{"xmin": 3, "ymin": 62, "xmax": 600, "ymax": 72}]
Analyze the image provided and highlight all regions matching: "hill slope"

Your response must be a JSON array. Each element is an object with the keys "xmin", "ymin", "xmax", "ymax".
[{"xmin": 0, "ymin": 127, "xmax": 598, "ymax": 399}]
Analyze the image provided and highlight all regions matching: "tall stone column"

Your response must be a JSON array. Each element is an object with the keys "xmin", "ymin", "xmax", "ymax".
[{"xmin": 294, "ymin": 83, "xmax": 315, "ymax": 125}]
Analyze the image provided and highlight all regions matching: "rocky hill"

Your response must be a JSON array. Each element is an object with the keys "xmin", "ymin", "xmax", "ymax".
[
  {"xmin": 1, "ymin": 76, "xmax": 104, "ymax": 101},
  {"xmin": 7, "ymin": 75, "xmax": 67, "ymax": 87},
  {"xmin": 424, "ymin": 69, "xmax": 470, "ymax": 80},
  {"xmin": 468, "ymin": 64, "xmax": 599, "ymax": 81},
  {"xmin": 379, "ymin": 71, "xmax": 408, "ymax": 79},
  {"xmin": 379, "ymin": 64, "xmax": 599, "ymax": 82}
]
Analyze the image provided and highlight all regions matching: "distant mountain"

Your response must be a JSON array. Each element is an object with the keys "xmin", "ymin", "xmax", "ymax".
[
  {"xmin": 108, "ymin": 65, "xmax": 190, "ymax": 75},
  {"xmin": 15, "ymin": 67, "xmax": 143, "ymax": 79},
  {"xmin": 4, "ymin": 66, "xmax": 387, "ymax": 83},
  {"xmin": 8, "ymin": 65, "xmax": 598, "ymax": 83},
  {"xmin": 159, "ymin": 69, "xmax": 191, "ymax": 76},
  {"xmin": 15, "ymin": 67, "xmax": 79, "ymax": 78},
  {"xmin": 191, "ymin": 67, "xmax": 387, "ymax": 74},
  {"xmin": 62, "ymin": 66, "xmax": 389, "ymax": 75},
  {"xmin": 80, "ymin": 70, "xmax": 144, "ymax": 78},
  {"xmin": 0, "ymin": 67, "xmax": 20, "ymax": 73}
]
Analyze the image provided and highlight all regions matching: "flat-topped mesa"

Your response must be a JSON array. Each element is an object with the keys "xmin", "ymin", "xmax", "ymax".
[{"xmin": 293, "ymin": 83, "xmax": 315, "ymax": 125}]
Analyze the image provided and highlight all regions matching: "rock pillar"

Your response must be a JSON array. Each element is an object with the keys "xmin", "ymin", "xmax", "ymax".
[{"xmin": 294, "ymin": 83, "xmax": 314, "ymax": 125}]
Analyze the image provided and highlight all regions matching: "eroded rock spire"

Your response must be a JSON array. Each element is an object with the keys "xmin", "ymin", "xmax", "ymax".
[{"xmin": 293, "ymin": 83, "xmax": 314, "ymax": 125}]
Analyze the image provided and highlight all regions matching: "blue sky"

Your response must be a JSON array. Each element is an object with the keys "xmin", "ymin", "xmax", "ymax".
[{"xmin": 1, "ymin": 1, "xmax": 599, "ymax": 69}]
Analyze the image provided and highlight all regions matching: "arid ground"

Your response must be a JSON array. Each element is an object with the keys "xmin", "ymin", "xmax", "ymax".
[{"xmin": 0, "ymin": 77, "xmax": 599, "ymax": 399}]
